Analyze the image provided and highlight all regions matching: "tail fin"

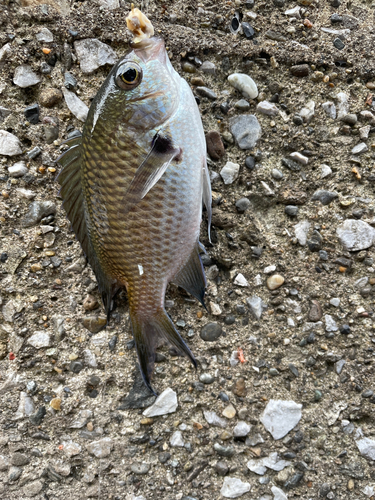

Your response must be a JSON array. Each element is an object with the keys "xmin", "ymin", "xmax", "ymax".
[{"xmin": 130, "ymin": 309, "xmax": 197, "ymax": 395}]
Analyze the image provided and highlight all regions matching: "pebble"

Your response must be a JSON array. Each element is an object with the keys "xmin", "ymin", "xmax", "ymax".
[
  {"xmin": 248, "ymin": 452, "xmax": 291, "ymax": 475},
  {"xmin": 308, "ymin": 300, "xmax": 323, "ymax": 322},
  {"xmin": 356, "ymin": 437, "xmax": 375, "ymax": 461},
  {"xmin": 267, "ymin": 275, "xmax": 285, "ymax": 290},
  {"xmin": 63, "ymin": 442, "xmax": 81, "ymax": 457},
  {"xmin": 182, "ymin": 62, "xmax": 196, "ymax": 73},
  {"xmin": 204, "ymin": 411, "xmax": 227, "ymax": 428},
  {"xmin": 234, "ymin": 273, "xmax": 249, "ymax": 286},
  {"xmin": 22, "ymin": 480, "xmax": 43, "ymax": 497},
  {"xmin": 27, "ymin": 332, "xmax": 51, "ymax": 349},
  {"xmin": 200, "ymin": 373, "xmax": 214, "ymax": 384},
  {"xmin": 351, "ymin": 142, "xmax": 368, "ymax": 155},
  {"xmin": 256, "ymin": 101, "xmax": 279, "ymax": 116},
  {"xmin": 0, "ymin": 130, "xmax": 22, "ymax": 156},
  {"xmin": 336, "ymin": 219, "xmax": 375, "ymax": 251},
  {"xmin": 299, "ymin": 101, "xmax": 315, "ymax": 123},
  {"xmin": 74, "ymin": 38, "xmax": 117, "ymax": 73},
  {"xmin": 261, "ymin": 400, "xmax": 302, "ymax": 440},
  {"xmin": 234, "ymin": 99, "xmax": 250, "ymax": 111},
  {"xmin": 233, "ymin": 421, "xmax": 251, "ymax": 437},
  {"xmin": 24, "ymin": 103, "xmax": 40, "ymax": 124},
  {"xmin": 220, "ymin": 477, "xmax": 251, "ymax": 498},
  {"xmin": 242, "ymin": 22, "xmax": 255, "ymax": 39},
  {"xmin": 70, "ymin": 361, "xmax": 84, "ymax": 373},
  {"xmin": 227, "ymin": 73, "xmax": 258, "ymax": 99},
  {"xmin": 223, "ymin": 404, "xmax": 236, "ymax": 419},
  {"xmin": 322, "ymin": 101, "xmax": 337, "ymax": 119},
  {"xmin": 337, "ymin": 92, "xmax": 349, "ymax": 119},
  {"xmin": 229, "ymin": 115, "xmax": 261, "ymax": 149},
  {"xmin": 50, "ymin": 397, "xmax": 61, "ymax": 410},
  {"xmin": 321, "ymin": 164, "xmax": 332, "ymax": 178},
  {"xmin": 64, "ymin": 71, "xmax": 77, "ymax": 90},
  {"xmin": 246, "ymin": 296, "xmax": 266, "ymax": 320},
  {"xmin": 285, "ymin": 205, "xmax": 298, "ymax": 216},
  {"xmin": 213, "ymin": 443, "xmax": 235, "ymax": 457},
  {"xmin": 334, "ymin": 38, "xmax": 345, "ymax": 50},
  {"xmin": 27, "ymin": 146, "xmax": 42, "ymax": 159},
  {"xmin": 29, "ymin": 406, "xmax": 46, "ymax": 426},
  {"xmin": 264, "ymin": 265, "xmax": 276, "ymax": 274},
  {"xmin": 290, "ymin": 64, "xmax": 309, "ymax": 77},
  {"xmin": 82, "ymin": 316, "xmax": 106, "ymax": 333},
  {"xmin": 360, "ymin": 125, "xmax": 371, "ymax": 140},
  {"xmin": 83, "ymin": 349, "xmax": 97, "ymax": 368},
  {"xmin": 215, "ymin": 461, "xmax": 229, "ymax": 476},
  {"xmin": 0, "ymin": 43, "xmax": 11, "ymax": 62},
  {"xmin": 196, "ymin": 86, "xmax": 217, "ymax": 100},
  {"xmin": 15, "ymin": 391, "xmax": 35, "ymax": 419},
  {"xmin": 200, "ymin": 322, "xmax": 222, "ymax": 341},
  {"xmin": 294, "ymin": 220, "xmax": 310, "ymax": 246},
  {"xmin": 69, "ymin": 409, "xmax": 93, "ymax": 428},
  {"xmin": 130, "ymin": 462, "xmax": 151, "ymax": 474},
  {"xmin": 342, "ymin": 113, "xmax": 357, "ymax": 125},
  {"xmin": 289, "ymin": 152, "xmax": 308, "ymax": 165},
  {"xmin": 233, "ymin": 378, "xmax": 247, "ymax": 397},
  {"xmin": 325, "ymin": 315, "xmax": 338, "ymax": 332},
  {"xmin": 235, "ymin": 198, "xmax": 251, "ymax": 213},
  {"xmin": 330, "ymin": 298, "xmax": 340, "ymax": 307},
  {"xmin": 142, "ymin": 388, "xmax": 177, "ymax": 417},
  {"xmin": 245, "ymin": 156, "xmax": 255, "ymax": 170},
  {"xmin": 36, "ymin": 27, "xmax": 54, "ymax": 42},
  {"xmin": 40, "ymin": 88, "xmax": 63, "ymax": 108},
  {"xmin": 205, "ymin": 130, "xmax": 225, "ymax": 160},
  {"xmin": 272, "ymin": 486, "xmax": 288, "ymax": 500},
  {"xmin": 170, "ymin": 430, "xmax": 184, "ymax": 447},
  {"xmin": 272, "ymin": 168, "xmax": 283, "ymax": 180},
  {"xmin": 22, "ymin": 201, "xmax": 56, "ymax": 227},
  {"xmin": 62, "ymin": 89, "xmax": 89, "ymax": 122},
  {"xmin": 8, "ymin": 161, "xmax": 28, "ymax": 178},
  {"xmin": 285, "ymin": 6, "xmax": 301, "ymax": 17},
  {"xmin": 13, "ymin": 65, "xmax": 41, "ymax": 88},
  {"xmin": 86, "ymin": 437, "xmax": 113, "ymax": 458},
  {"xmin": 201, "ymin": 61, "xmax": 216, "ymax": 74},
  {"xmin": 311, "ymin": 190, "xmax": 338, "ymax": 206},
  {"xmin": 11, "ymin": 452, "xmax": 30, "ymax": 466},
  {"xmin": 8, "ymin": 466, "xmax": 22, "ymax": 481}
]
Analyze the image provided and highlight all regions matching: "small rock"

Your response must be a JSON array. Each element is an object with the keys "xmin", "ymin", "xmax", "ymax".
[
  {"xmin": 142, "ymin": 388, "xmax": 177, "ymax": 417},
  {"xmin": 272, "ymin": 486, "xmax": 288, "ymax": 500},
  {"xmin": 200, "ymin": 323, "xmax": 222, "ymax": 342},
  {"xmin": 321, "ymin": 164, "xmax": 332, "ymax": 178},
  {"xmin": 62, "ymin": 88, "xmax": 89, "ymax": 122},
  {"xmin": 247, "ymin": 296, "xmax": 266, "ymax": 319},
  {"xmin": 322, "ymin": 102, "xmax": 336, "ymax": 119},
  {"xmin": 22, "ymin": 480, "xmax": 43, "ymax": 497},
  {"xmin": 86, "ymin": 438, "xmax": 113, "ymax": 458},
  {"xmin": 242, "ymin": 22, "xmax": 255, "ymax": 39},
  {"xmin": 0, "ymin": 130, "xmax": 22, "ymax": 156},
  {"xmin": 22, "ymin": 201, "xmax": 56, "ymax": 228},
  {"xmin": 28, "ymin": 332, "xmax": 51, "ymax": 349},
  {"xmin": 200, "ymin": 373, "xmax": 214, "ymax": 384},
  {"xmin": 82, "ymin": 316, "xmax": 107, "ymax": 333},
  {"xmin": 351, "ymin": 143, "xmax": 368, "ymax": 155},
  {"xmin": 299, "ymin": 101, "xmax": 315, "ymax": 123},
  {"xmin": 215, "ymin": 461, "xmax": 229, "ymax": 476},
  {"xmin": 261, "ymin": 399, "xmax": 302, "ymax": 439},
  {"xmin": 285, "ymin": 205, "xmax": 298, "ymax": 216},
  {"xmin": 24, "ymin": 103, "xmax": 40, "ymax": 124},
  {"xmin": 356, "ymin": 437, "xmax": 375, "ymax": 461},
  {"xmin": 325, "ymin": 315, "xmax": 338, "ymax": 332},
  {"xmin": 289, "ymin": 152, "xmax": 308, "ymax": 165},
  {"xmin": 308, "ymin": 300, "xmax": 323, "ymax": 322},
  {"xmin": 336, "ymin": 220, "xmax": 375, "ymax": 251},
  {"xmin": 267, "ymin": 275, "xmax": 284, "ymax": 290},
  {"xmin": 235, "ymin": 198, "xmax": 251, "ymax": 213},
  {"xmin": 70, "ymin": 361, "xmax": 84, "ymax": 373},
  {"xmin": 334, "ymin": 38, "xmax": 345, "ymax": 50},
  {"xmin": 83, "ymin": 294, "xmax": 99, "ymax": 311},
  {"xmin": 220, "ymin": 477, "xmax": 251, "ymax": 498},
  {"xmin": 64, "ymin": 72, "xmax": 77, "ymax": 90},
  {"xmin": 36, "ymin": 27, "xmax": 54, "ymax": 42},
  {"xmin": 220, "ymin": 162, "xmax": 240, "ymax": 184},
  {"xmin": 272, "ymin": 169, "xmax": 283, "ymax": 180},
  {"xmin": 11, "ymin": 453, "xmax": 30, "ymax": 466},
  {"xmin": 206, "ymin": 130, "xmax": 225, "ymax": 160},
  {"xmin": 201, "ymin": 61, "xmax": 216, "ymax": 74},
  {"xmin": 170, "ymin": 431, "xmax": 184, "ymax": 447},
  {"xmin": 40, "ymin": 88, "xmax": 63, "ymax": 108},
  {"xmin": 227, "ymin": 73, "xmax": 258, "ymax": 99},
  {"xmin": 232, "ymin": 378, "xmax": 247, "ymax": 397},
  {"xmin": 13, "ymin": 65, "xmax": 41, "ymax": 88},
  {"xmin": 294, "ymin": 220, "xmax": 310, "ymax": 246},
  {"xmin": 8, "ymin": 161, "xmax": 28, "ymax": 178},
  {"xmin": 337, "ymin": 92, "xmax": 349, "ymax": 119},
  {"xmin": 83, "ymin": 349, "xmax": 97, "ymax": 368},
  {"xmin": 74, "ymin": 39, "xmax": 117, "ymax": 73},
  {"xmin": 256, "ymin": 101, "xmax": 279, "ymax": 116},
  {"xmin": 290, "ymin": 64, "xmax": 309, "ymax": 77},
  {"xmin": 8, "ymin": 466, "xmax": 22, "ymax": 482},
  {"xmin": 233, "ymin": 421, "xmax": 251, "ymax": 437},
  {"xmin": 29, "ymin": 406, "xmax": 46, "ymax": 426},
  {"xmin": 229, "ymin": 115, "xmax": 261, "ymax": 149},
  {"xmin": 234, "ymin": 273, "xmax": 248, "ymax": 287},
  {"xmin": 234, "ymin": 99, "xmax": 250, "ymax": 111},
  {"xmin": 213, "ymin": 443, "xmax": 235, "ymax": 457},
  {"xmin": 342, "ymin": 113, "xmax": 357, "ymax": 125},
  {"xmin": 196, "ymin": 86, "xmax": 217, "ymax": 100},
  {"xmin": 130, "ymin": 462, "xmax": 151, "ymax": 474},
  {"xmin": 204, "ymin": 411, "xmax": 227, "ymax": 428},
  {"xmin": 223, "ymin": 404, "xmax": 236, "ymax": 419}
]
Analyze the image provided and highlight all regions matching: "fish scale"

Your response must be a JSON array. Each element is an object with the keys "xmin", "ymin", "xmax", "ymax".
[{"xmin": 57, "ymin": 35, "xmax": 211, "ymax": 394}]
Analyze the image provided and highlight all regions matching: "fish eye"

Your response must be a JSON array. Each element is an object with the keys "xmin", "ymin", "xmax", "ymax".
[{"xmin": 115, "ymin": 63, "xmax": 142, "ymax": 90}]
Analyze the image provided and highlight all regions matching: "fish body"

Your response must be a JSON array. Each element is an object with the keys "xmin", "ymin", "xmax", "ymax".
[{"xmin": 57, "ymin": 37, "xmax": 211, "ymax": 393}]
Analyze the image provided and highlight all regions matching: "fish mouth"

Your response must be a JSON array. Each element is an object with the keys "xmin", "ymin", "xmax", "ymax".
[{"xmin": 130, "ymin": 37, "xmax": 166, "ymax": 65}]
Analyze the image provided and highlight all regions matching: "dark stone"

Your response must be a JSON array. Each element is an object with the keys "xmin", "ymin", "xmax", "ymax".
[
  {"xmin": 283, "ymin": 451, "xmax": 296, "ymax": 459},
  {"xmin": 200, "ymin": 322, "xmax": 222, "ymax": 342},
  {"xmin": 213, "ymin": 443, "xmax": 235, "ymax": 457},
  {"xmin": 108, "ymin": 335, "xmax": 117, "ymax": 351},
  {"xmin": 333, "ymin": 38, "xmax": 345, "ymax": 50},
  {"xmin": 24, "ymin": 104, "xmax": 40, "ymax": 124},
  {"xmin": 88, "ymin": 375, "xmax": 100, "ymax": 387},
  {"xmin": 69, "ymin": 361, "xmax": 84, "ymax": 373},
  {"xmin": 282, "ymin": 157, "xmax": 301, "ymax": 172},
  {"xmin": 270, "ymin": 93, "xmax": 279, "ymax": 103},
  {"xmin": 235, "ymin": 198, "xmax": 251, "ymax": 213},
  {"xmin": 285, "ymin": 472, "xmax": 304, "ymax": 489},
  {"xmin": 331, "ymin": 0, "xmax": 341, "ymax": 6},
  {"xmin": 0, "ymin": 252, "xmax": 8, "ymax": 262},
  {"xmin": 288, "ymin": 364, "xmax": 299, "ymax": 378},
  {"xmin": 11, "ymin": 453, "xmax": 30, "ymax": 466},
  {"xmin": 242, "ymin": 22, "xmax": 255, "ymax": 39},
  {"xmin": 334, "ymin": 257, "xmax": 352, "ymax": 268},
  {"xmin": 206, "ymin": 130, "xmax": 225, "ymax": 160},
  {"xmin": 245, "ymin": 0, "xmax": 255, "ymax": 7},
  {"xmin": 320, "ymin": 483, "xmax": 331, "ymax": 497},
  {"xmin": 196, "ymin": 87, "xmax": 217, "ymax": 100},
  {"xmin": 294, "ymin": 431, "xmax": 304, "ymax": 443},
  {"xmin": 293, "ymin": 114, "xmax": 303, "ymax": 126},
  {"xmin": 29, "ymin": 406, "xmax": 46, "ymax": 426},
  {"xmin": 158, "ymin": 452, "xmax": 170, "ymax": 464},
  {"xmin": 362, "ymin": 390, "xmax": 373, "ymax": 398},
  {"xmin": 215, "ymin": 461, "xmax": 229, "ymax": 476},
  {"xmin": 273, "ymin": 0, "xmax": 285, "ymax": 6},
  {"xmin": 340, "ymin": 324, "xmax": 351, "ymax": 335},
  {"xmin": 64, "ymin": 72, "xmax": 77, "ymax": 90},
  {"xmin": 27, "ymin": 147, "xmax": 42, "ymax": 159},
  {"xmin": 117, "ymin": 368, "xmax": 156, "ymax": 410},
  {"xmin": 88, "ymin": 389, "xmax": 98, "ymax": 398},
  {"xmin": 339, "ymin": 463, "xmax": 364, "ymax": 479},
  {"xmin": 187, "ymin": 461, "xmax": 208, "ymax": 482},
  {"xmin": 306, "ymin": 356, "xmax": 316, "ymax": 367},
  {"xmin": 31, "ymin": 431, "xmax": 50, "ymax": 440},
  {"xmin": 307, "ymin": 332, "xmax": 315, "ymax": 344},
  {"xmin": 245, "ymin": 156, "xmax": 256, "ymax": 170},
  {"xmin": 285, "ymin": 205, "xmax": 298, "ymax": 217},
  {"xmin": 290, "ymin": 64, "xmax": 309, "ymax": 77},
  {"xmin": 220, "ymin": 102, "xmax": 230, "ymax": 115},
  {"xmin": 219, "ymin": 392, "xmax": 229, "ymax": 402},
  {"xmin": 331, "ymin": 13, "xmax": 342, "ymax": 23},
  {"xmin": 224, "ymin": 315, "xmax": 236, "ymax": 325},
  {"xmin": 307, "ymin": 231, "xmax": 323, "ymax": 252},
  {"xmin": 319, "ymin": 250, "xmax": 328, "ymax": 261},
  {"xmin": 22, "ymin": 201, "xmax": 56, "ymax": 228},
  {"xmin": 311, "ymin": 190, "xmax": 338, "ymax": 206}
]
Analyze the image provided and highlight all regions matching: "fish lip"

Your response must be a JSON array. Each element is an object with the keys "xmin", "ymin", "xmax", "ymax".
[{"xmin": 130, "ymin": 37, "xmax": 166, "ymax": 65}]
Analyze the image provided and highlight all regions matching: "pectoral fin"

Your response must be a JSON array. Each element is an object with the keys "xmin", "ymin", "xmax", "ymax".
[
  {"xmin": 173, "ymin": 243, "xmax": 207, "ymax": 308},
  {"xmin": 203, "ymin": 161, "xmax": 212, "ymax": 242},
  {"xmin": 121, "ymin": 130, "xmax": 181, "ymax": 215}
]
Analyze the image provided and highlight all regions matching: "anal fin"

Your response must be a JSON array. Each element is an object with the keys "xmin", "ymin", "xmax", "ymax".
[{"xmin": 173, "ymin": 244, "xmax": 207, "ymax": 307}]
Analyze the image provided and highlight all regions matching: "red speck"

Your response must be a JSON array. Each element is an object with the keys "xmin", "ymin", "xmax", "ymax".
[
  {"xmin": 237, "ymin": 348, "xmax": 247, "ymax": 363},
  {"xmin": 58, "ymin": 444, "xmax": 64, "ymax": 450},
  {"xmin": 303, "ymin": 19, "xmax": 313, "ymax": 28},
  {"xmin": 9, "ymin": 352, "xmax": 15, "ymax": 360}
]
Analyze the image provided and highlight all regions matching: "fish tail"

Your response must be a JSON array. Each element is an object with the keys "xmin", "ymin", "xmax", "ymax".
[{"xmin": 130, "ymin": 309, "xmax": 197, "ymax": 395}]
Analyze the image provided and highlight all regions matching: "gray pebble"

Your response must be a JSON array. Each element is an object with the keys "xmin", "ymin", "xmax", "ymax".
[
  {"xmin": 311, "ymin": 190, "xmax": 338, "ymax": 206},
  {"xmin": 285, "ymin": 205, "xmax": 298, "ymax": 216},
  {"xmin": 26, "ymin": 146, "xmax": 42, "ymax": 159},
  {"xmin": 235, "ymin": 198, "xmax": 251, "ymax": 213},
  {"xmin": 229, "ymin": 115, "xmax": 262, "ymax": 150},
  {"xmin": 213, "ymin": 443, "xmax": 235, "ymax": 457},
  {"xmin": 11, "ymin": 453, "xmax": 30, "ymax": 467},
  {"xmin": 8, "ymin": 161, "xmax": 28, "ymax": 178},
  {"xmin": 8, "ymin": 466, "xmax": 22, "ymax": 482},
  {"xmin": 130, "ymin": 462, "xmax": 151, "ymax": 474},
  {"xmin": 196, "ymin": 86, "xmax": 217, "ymax": 100},
  {"xmin": 235, "ymin": 99, "xmax": 250, "ymax": 111},
  {"xmin": 200, "ymin": 322, "xmax": 222, "ymax": 341},
  {"xmin": 215, "ymin": 461, "xmax": 229, "ymax": 476},
  {"xmin": 333, "ymin": 38, "xmax": 345, "ymax": 50},
  {"xmin": 69, "ymin": 361, "xmax": 84, "ymax": 373},
  {"xmin": 272, "ymin": 168, "xmax": 283, "ymax": 180},
  {"xmin": 201, "ymin": 61, "xmax": 216, "ymax": 74},
  {"xmin": 200, "ymin": 373, "xmax": 215, "ymax": 384}
]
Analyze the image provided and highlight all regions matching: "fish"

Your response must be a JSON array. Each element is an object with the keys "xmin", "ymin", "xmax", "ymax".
[{"xmin": 56, "ymin": 7, "xmax": 212, "ymax": 394}]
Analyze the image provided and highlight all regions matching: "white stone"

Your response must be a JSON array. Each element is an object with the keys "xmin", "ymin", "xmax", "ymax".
[
  {"xmin": 272, "ymin": 486, "xmax": 288, "ymax": 500},
  {"xmin": 360, "ymin": 110, "xmax": 375, "ymax": 123},
  {"xmin": 351, "ymin": 142, "xmax": 368, "ymax": 155},
  {"xmin": 336, "ymin": 92, "xmax": 349, "ymax": 119},
  {"xmin": 201, "ymin": 61, "xmax": 216, "ymax": 74},
  {"xmin": 36, "ymin": 27, "xmax": 54, "ymax": 42},
  {"xmin": 83, "ymin": 349, "xmax": 97, "ymax": 368},
  {"xmin": 170, "ymin": 430, "xmax": 184, "ymax": 447},
  {"xmin": 233, "ymin": 421, "xmax": 251, "ymax": 437},
  {"xmin": 220, "ymin": 477, "xmax": 251, "ymax": 498},
  {"xmin": 330, "ymin": 298, "xmax": 340, "ymax": 307},
  {"xmin": 210, "ymin": 301, "xmax": 222, "ymax": 315},
  {"xmin": 246, "ymin": 296, "xmax": 266, "ymax": 320},
  {"xmin": 362, "ymin": 486, "xmax": 375, "ymax": 497},
  {"xmin": 27, "ymin": 332, "xmax": 51, "ymax": 349},
  {"xmin": 62, "ymin": 89, "xmax": 89, "ymax": 122},
  {"xmin": 285, "ymin": 6, "xmax": 301, "ymax": 17},
  {"xmin": 0, "ymin": 130, "xmax": 22, "ymax": 156},
  {"xmin": 228, "ymin": 73, "xmax": 258, "ymax": 99},
  {"xmin": 8, "ymin": 161, "xmax": 28, "ymax": 178},
  {"xmin": 86, "ymin": 438, "xmax": 112, "ymax": 458},
  {"xmin": 143, "ymin": 388, "xmax": 177, "ymax": 417},
  {"xmin": 230, "ymin": 350, "xmax": 239, "ymax": 367},
  {"xmin": 256, "ymin": 101, "xmax": 279, "ymax": 116},
  {"xmin": 16, "ymin": 188, "xmax": 36, "ymax": 199},
  {"xmin": 287, "ymin": 317, "xmax": 295, "ymax": 327},
  {"xmin": 203, "ymin": 410, "xmax": 227, "ymax": 428},
  {"xmin": 321, "ymin": 27, "xmax": 350, "ymax": 38},
  {"xmin": 13, "ymin": 65, "xmax": 41, "ymax": 88},
  {"xmin": 14, "ymin": 391, "xmax": 35, "ymax": 420},
  {"xmin": 62, "ymin": 441, "xmax": 82, "ymax": 457},
  {"xmin": 325, "ymin": 314, "xmax": 338, "ymax": 332},
  {"xmin": 322, "ymin": 101, "xmax": 336, "ymax": 119},
  {"xmin": 321, "ymin": 164, "xmax": 332, "ymax": 178},
  {"xmin": 289, "ymin": 152, "xmax": 308, "ymax": 165},
  {"xmin": 325, "ymin": 401, "xmax": 347, "ymax": 426},
  {"xmin": 299, "ymin": 100, "xmax": 315, "ymax": 123},
  {"xmin": 294, "ymin": 220, "xmax": 310, "ymax": 246},
  {"xmin": 336, "ymin": 219, "xmax": 375, "ymax": 251},
  {"xmin": 2, "ymin": 300, "xmax": 23, "ymax": 323},
  {"xmin": 264, "ymin": 265, "xmax": 276, "ymax": 274},
  {"xmin": 98, "ymin": 0, "xmax": 120, "ymax": 9},
  {"xmin": 356, "ymin": 437, "xmax": 375, "ymax": 461},
  {"xmin": 74, "ymin": 38, "xmax": 117, "ymax": 74},
  {"xmin": 234, "ymin": 273, "xmax": 248, "ymax": 287},
  {"xmin": 220, "ymin": 161, "xmax": 240, "ymax": 184},
  {"xmin": 354, "ymin": 277, "xmax": 368, "ymax": 288},
  {"xmin": 260, "ymin": 399, "xmax": 302, "ymax": 440},
  {"xmin": 254, "ymin": 274, "xmax": 262, "ymax": 286},
  {"xmin": 0, "ymin": 43, "xmax": 11, "ymax": 62},
  {"xmin": 360, "ymin": 125, "xmax": 371, "ymax": 140},
  {"xmin": 335, "ymin": 359, "xmax": 345, "ymax": 374},
  {"xmin": 247, "ymin": 452, "xmax": 291, "ymax": 476}
]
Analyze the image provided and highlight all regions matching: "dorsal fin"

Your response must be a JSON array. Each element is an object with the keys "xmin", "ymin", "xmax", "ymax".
[
  {"xmin": 56, "ymin": 140, "xmax": 118, "ymax": 317},
  {"xmin": 173, "ymin": 243, "xmax": 207, "ymax": 308}
]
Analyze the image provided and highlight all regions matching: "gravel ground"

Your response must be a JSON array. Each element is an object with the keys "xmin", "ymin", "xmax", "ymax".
[{"xmin": 2, "ymin": 0, "xmax": 375, "ymax": 499}]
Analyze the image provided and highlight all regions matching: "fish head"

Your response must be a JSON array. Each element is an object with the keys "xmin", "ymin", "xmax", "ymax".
[{"xmin": 88, "ymin": 38, "xmax": 180, "ymax": 134}]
